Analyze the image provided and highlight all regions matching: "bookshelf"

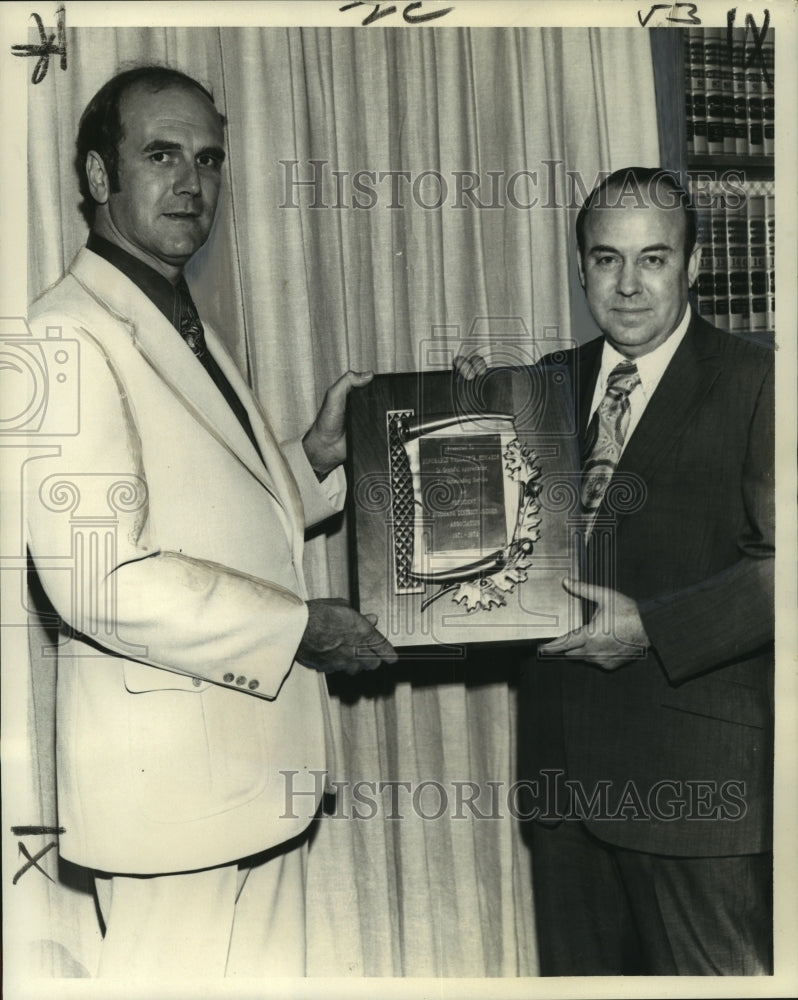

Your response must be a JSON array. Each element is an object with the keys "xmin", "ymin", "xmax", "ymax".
[
  {"xmin": 686, "ymin": 25, "xmax": 774, "ymax": 340},
  {"xmin": 651, "ymin": 27, "xmax": 775, "ymax": 341}
]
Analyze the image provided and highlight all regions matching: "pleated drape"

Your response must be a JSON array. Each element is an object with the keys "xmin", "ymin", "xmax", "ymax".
[{"xmin": 22, "ymin": 25, "xmax": 659, "ymax": 978}]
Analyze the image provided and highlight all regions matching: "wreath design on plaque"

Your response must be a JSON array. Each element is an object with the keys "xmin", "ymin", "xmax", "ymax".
[{"xmin": 420, "ymin": 438, "xmax": 542, "ymax": 613}]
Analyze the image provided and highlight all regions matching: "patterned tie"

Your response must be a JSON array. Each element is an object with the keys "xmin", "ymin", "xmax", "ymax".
[
  {"xmin": 580, "ymin": 360, "xmax": 641, "ymax": 521},
  {"xmin": 176, "ymin": 278, "xmax": 207, "ymax": 360}
]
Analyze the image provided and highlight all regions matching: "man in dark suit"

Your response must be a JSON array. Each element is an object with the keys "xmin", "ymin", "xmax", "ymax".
[{"xmin": 523, "ymin": 167, "xmax": 774, "ymax": 975}]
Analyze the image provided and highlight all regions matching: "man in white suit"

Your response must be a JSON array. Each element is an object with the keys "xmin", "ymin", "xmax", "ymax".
[{"xmin": 25, "ymin": 65, "xmax": 396, "ymax": 978}]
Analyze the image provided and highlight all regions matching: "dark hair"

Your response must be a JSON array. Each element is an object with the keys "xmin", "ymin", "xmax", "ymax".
[
  {"xmin": 575, "ymin": 167, "xmax": 697, "ymax": 266},
  {"xmin": 75, "ymin": 65, "xmax": 224, "ymax": 223}
]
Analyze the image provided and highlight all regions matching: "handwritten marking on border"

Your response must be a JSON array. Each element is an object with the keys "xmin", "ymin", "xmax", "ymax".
[
  {"xmin": 11, "ymin": 825, "xmax": 66, "ymax": 836},
  {"xmin": 340, "ymin": 2, "xmax": 454, "ymax": 26},
  {"xmin": 10, "ymin": 825, "xmax": 64, "ymax": 885},
  {"xmin": 10, "ymin": 6, "xmax": 67, "ymax": 84},
  {"xmin": 728, "ymin": 8, "xmax": 772, "ymax": 90},
  {"xmin": 637, "ymin": 3, "xmax": 701, "ymax": 27},
  {"xmin": 13, "ymin": 841, "xmax": 58, "ymax": 885}
]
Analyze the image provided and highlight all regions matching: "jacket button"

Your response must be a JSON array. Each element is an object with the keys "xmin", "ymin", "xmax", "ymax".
[
  {"xmin": 192, "ymin": 677, "xmax": 202, "ymax": 687},
  {"xmin": 223, "ymin": 673, "xmax": 234, "ymax": 683},
  {"xmin": 235, "ymin": 675, "xmax": 246, "ymax": 686},
  {"xmin": 248, "ymin": 679, "xmax": 259, "ymax": 690}
]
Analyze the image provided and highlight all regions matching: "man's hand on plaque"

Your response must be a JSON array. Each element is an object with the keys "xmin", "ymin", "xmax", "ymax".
[
  {"xmin": 298, "ymin": 598, "xmax": 398, "ymax": 674},
  {"xmin": 302, "ymin": 370, "xmax": 374, "ymax": 477},
  {"xmin": 538, "ymin": 578, "xmax": 650, "ymax": 671}
]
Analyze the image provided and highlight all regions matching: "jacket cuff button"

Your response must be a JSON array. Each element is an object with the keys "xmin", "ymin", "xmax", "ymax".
[
  {"xmin": 235, "ymin": 676, "xmax": 246, "ymax": 686},
  {"xmin": 248, "ymin": 679, "xmax": 259, "ymax": 690},
  {"xmin": 223, "ymin": 673, "xmax": 235, "ymax": 683}
]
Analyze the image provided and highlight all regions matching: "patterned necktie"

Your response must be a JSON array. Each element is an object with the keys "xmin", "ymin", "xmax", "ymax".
[
  {"xmin": 580, "ymin": 359, "xmax": 641, "ymax": 521},
  {"xmin": 176, "ymin": 279, "xmax": 207, "ymax": 360}
]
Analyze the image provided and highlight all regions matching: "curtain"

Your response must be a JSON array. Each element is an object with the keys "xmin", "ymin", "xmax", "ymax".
[{"xmin": 21, "ymin": 25, "xmax": 659, "ymax": 978}]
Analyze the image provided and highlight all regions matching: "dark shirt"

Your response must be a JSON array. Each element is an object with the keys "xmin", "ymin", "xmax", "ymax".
[{"xmin": 86, "ymin": 233, "xmax": 263, "ymax": 461}]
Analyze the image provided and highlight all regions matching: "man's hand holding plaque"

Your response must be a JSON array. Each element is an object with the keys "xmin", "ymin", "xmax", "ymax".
[{"xmin": 298, "ymin": 598, "xmax": 398, "ymax": 674}]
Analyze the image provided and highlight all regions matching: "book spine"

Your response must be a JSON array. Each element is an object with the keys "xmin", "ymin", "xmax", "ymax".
[
  {"xmin": 747, "ymin": 193, "xmax": 768, "ymax": 333},
  {"xmin": 766, "ymin": 192, "xmax": 775, "ymax": 332},
  {"xmin": 762, "ymin": 33, "xmax": 774, "ymax": 157},
  {"xmin": 711, "ymin": 194, "xmax": 729, "ymax": 330},
  {"xmin": 721, "ymin": 29, "xmax": 736, "ymax": 154},
  {"xmin": 704, "ymin": 28, "xmax": 726, "ymax": 156},
  {"xmin": 692, "ymin": 184, "xmax": 715, "ymax": 324},
  {"xmin": 696, "ymin": 201, "xmax": 715, "ymax": 324},
  {"xmin": 688, "ymin": 28, "xmax": 708, "ymax": 155},
  {"xmin": 732, "ymin": 27, "xmax": 748, "ymax": 155},
  {"xmin": 726, "ymin": 200, "xmax": 749, "ymax": 332},
  {"xmin": 745, "ymin": 36, "xmax": 765, "ymax": 155},
  {"xmin": 684, "ymin": 31, "xmax": 695, "ymax": 157}
]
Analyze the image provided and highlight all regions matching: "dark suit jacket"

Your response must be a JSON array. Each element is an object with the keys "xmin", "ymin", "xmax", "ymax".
[{"xmin": 523, "ymin": 314, "xmax": 774, "ymax": 857}]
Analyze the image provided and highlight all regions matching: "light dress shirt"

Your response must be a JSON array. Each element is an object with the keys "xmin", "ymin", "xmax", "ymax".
[{"xmin": 587, "ymin": 304, "xmax": 693, "ymax": 453}]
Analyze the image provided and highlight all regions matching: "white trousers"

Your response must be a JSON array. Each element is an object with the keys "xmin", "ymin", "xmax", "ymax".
[{"xmin": 94, "ymin": 838, "xmax": 307, "ymax": 979}]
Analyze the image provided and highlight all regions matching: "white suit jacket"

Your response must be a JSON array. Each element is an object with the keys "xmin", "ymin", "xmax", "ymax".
[{"xmin": 25, "ymin": 248, "xmax": 344, "ymax": 874}]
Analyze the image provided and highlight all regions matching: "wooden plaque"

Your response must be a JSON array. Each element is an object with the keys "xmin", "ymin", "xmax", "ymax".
[{"xmin": 345, "ymin": 365, "xmax": 583, "ymax": 649}]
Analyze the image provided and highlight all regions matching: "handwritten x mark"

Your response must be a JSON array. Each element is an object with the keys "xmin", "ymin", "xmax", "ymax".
[{"xmin": 13, "ymin": 840, "xmax": 58, "ymax": 885}]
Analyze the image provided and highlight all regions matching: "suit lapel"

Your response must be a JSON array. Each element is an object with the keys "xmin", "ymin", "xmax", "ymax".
[
  {"xmin": 202, "ymin": 324, "xmax": 305, "ymax": 530},
  {"xmin": 614, "ymin": 317, "xmax": 722, "ymax": 487},
  {"xmin": 70, "ymin": 248, "xmax": 285, "ymax": 506},
  {"xmin": 574, "ymin": 337, "xmax": 603, "ymax": 448},
  {"xmin": 574, "ymin": 319, "xmax": 723, "ymax": 527}
]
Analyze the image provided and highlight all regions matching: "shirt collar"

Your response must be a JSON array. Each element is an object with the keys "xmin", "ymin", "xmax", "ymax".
[
  {"xmin": 597, "ymin": 304, "xmax": 692, "ymax": 403},
  {"xmin": 86, "ymin": 232, "xmax": 180, "ymax": 329}
]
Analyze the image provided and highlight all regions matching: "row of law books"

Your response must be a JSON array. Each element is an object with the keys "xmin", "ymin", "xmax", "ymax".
[
  {"xmin": 692, "ymin": 180, "xmax": 775, "ymax": 336},
  {"xmin": 684, "ymin": 26, "xmax": 774, "ymax": 158}
]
